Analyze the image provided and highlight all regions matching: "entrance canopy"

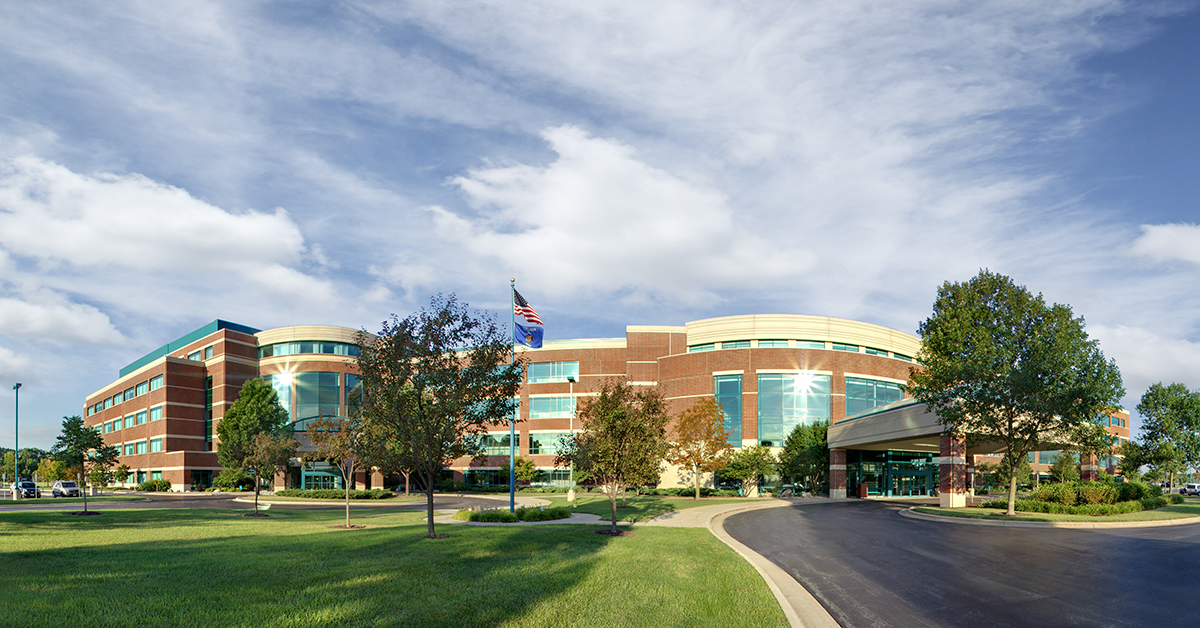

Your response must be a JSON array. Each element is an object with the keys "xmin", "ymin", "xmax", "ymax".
[{"xmin": 829, "ymin": 399, "xmax": 1007, "ymax": 455}]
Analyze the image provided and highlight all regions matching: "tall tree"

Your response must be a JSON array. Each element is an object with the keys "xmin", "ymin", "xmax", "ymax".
[
  {"xmin": 666, "ymin": 397, "xmax": 733, "ymax": 500},
  {"xmin": 720, "ymin": 445, "xmax": 776, "ymax": 496},
  {"xmin": 50, "ymin": 416, "xmax": 118, "ymax": 513},
  {"xmin": 216, "ymin": 377, "xmax": 294, "ymax": 514},
  {"xmin": 307, "ymin": 415, "xmax": 372, "ymax": 528},
  {"xmin": 355, "ymin": 294, "xmax": 522, "ymax": 538},
  {"xmin": 1136, "ymin": 382, "xmax": 1200, "ymax": 490},
  {"xmin": 908, "ymin": 270, "xmax": 1124, "ymax": 515},
  {"xmin": 556, "ymin": 380, "xmax": 671, "ymax": 534},
  {"xmin": 777, "ymin": 421, "xmax": 829, "ymax": 492}
]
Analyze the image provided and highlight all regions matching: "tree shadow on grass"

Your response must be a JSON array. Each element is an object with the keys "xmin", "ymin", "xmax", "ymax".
[{"xmin": 0, "ymin": 508, "xmax": 616, "ymax": 627}]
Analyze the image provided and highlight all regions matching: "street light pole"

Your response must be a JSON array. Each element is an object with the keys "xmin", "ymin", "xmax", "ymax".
[
  {"xmin": 567, "ymin": 376, "xmax": 575, "ymax": 504},
  {"xmin": 12, "ymin": 383, "xmax": 21, "ymax": 501}
]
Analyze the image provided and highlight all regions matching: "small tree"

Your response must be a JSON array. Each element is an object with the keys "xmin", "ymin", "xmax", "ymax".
[
  {"xmin": 666, "ymin": 397, "xmax": 733, "ymax": 500},
  {"xmin": 113, "ymin": 463, "xmax": 131, "ymax": 487},
  {"xmin": 556, "ymin": 380, "xmax": 671, "ymax": 534},
  {"xmin": 908, "ymin": 270, "xmax": 1124, "ymax": 514},
  {"xmin": 307, "ymin": 416, "xmax": 372, "ymax": 528},
  {"xmin": 1136, "ymin": 382, "xmax": 1200, "ymax": 491},
  {"xmin": 720, "ymin": 445, "xmax": 775, "ymax": 496},
  {"xmin": 50, "ymin": 416, "xmax": 118, "ymax": 513},
  {"xmin": 498, "ymin": 456, "xmax": 538, "ymax": 486},
  {"xmin": 355, "ymin": 294, "xmax": 523, "ymax": 538},
  {"xmin": 216, "ymin": 378, "xmax": 294, "ymax": 514},
  {"xmin": 1117, "ymin": 440, "xmax": 1145, "ymax": 481},
  {"xmin": 777, "ymin": 421, "xmax": 829, "ymax": 492},
  {"xmin": 1048, "ymin": 451, "xmax": 1080, "ymax": 483}
]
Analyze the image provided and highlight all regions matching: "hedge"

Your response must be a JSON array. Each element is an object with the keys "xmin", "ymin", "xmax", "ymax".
[
  {"xmin": 979, "ymin": 494, "xmax": 1182, "ymax": 516},
  {"xmin": 452, "ymin": 506, "xmax": 574, "ymax": 523},
  {"xmin": 274, "ymin": 488, "xmax": 394, "ymax": 499}
]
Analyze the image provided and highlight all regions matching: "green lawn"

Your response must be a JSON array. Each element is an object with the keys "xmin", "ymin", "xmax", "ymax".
[
  {"xmin": 0, "ymin": 508, "xmax": 786, "ymax": 628},
  {"xmin": 1, "ymin": 496, "xmax": 147, "ymax": 506},
  {"xmin": 255, "ymin": 495, "xmax": 425, "ymax": 503},
  {"xmin": 915, "ymin": 501, "xmax": 1200, "ymax": 523},
  {"xmin": 539, "ymin": 494, "xmax": 761, "ymax": 522}
]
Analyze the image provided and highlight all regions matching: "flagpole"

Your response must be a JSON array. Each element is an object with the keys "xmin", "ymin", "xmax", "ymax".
[{"xmin": 509, "ymin": 278, "xmax": 517, "ymax": 513}]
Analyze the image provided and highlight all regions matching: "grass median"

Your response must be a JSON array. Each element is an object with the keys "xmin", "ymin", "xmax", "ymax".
[
  {"xmin": 0, "ymin": 507, "xmax": 786, "ymax": 628},
  {"xmin": 538, "ymin": 494, "xmax": 761, "ymax": 523}
]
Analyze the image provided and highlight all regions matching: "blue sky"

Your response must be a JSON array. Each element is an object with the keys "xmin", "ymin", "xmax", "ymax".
[{"xmin": 1, "ymin": 1, "xmax": 1198, "ymax": 448}]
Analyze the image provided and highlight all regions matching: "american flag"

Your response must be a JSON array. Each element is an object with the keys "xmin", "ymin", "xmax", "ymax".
[{"xmin": 513, "ymin": 289, "xmax": 543, "ymax": 326}]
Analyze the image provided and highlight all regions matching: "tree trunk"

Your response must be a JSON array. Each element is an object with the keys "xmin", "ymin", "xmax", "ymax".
[
  {"xmin": 694, "ymin": 464, "xmax": 700, "ymax": 500},
  {"xmin": 425, "ymin": 467, "xmax": 437, "ymax": 538},
  {"xmin": 1006, "ymin": 467, "xmax": 1018, "ymax": 516},
  {"xmin": 254, "ymin": 475, "xmax": 261, "ymax": 514},
  {"xmin": 402, "ymin": 471, "xmax": 411, "ymax": 496},
  {"xmin": 82, "ymin": 457, "xmax": 89, "ymax": 513},
  {"xmin": 608, "ymin": 483, "xmax": 619, "ymax": 534},
  {"xmin": 344, "ymin": 465, "xmax": 351, "ymax": 528}
]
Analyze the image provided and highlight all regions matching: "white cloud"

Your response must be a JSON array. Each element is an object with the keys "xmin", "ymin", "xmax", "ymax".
[
  {"xmin": 426, "ymin": 125, "xmax": 815, "ymax": 305},
  {"xmin": 1092, "ymin": 324, "xmax": 1200, "ymax": 422},
  {"xmin": 1129, "ymin": 223, "xmax": 1200, "ymax": 265},
  {"xmin": 0, "ymin": 292, "xmax": 123, "ymax": 345},
  {"xmin": 0, "ymin": 344, "xmax": 32, "ymax": 379}
]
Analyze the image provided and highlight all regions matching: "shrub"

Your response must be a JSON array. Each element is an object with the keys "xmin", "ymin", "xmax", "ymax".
[
  {"xmin": 273, "ymin": 488, "xmax": 393, "ymax": 499},
  {"xmin": 516, "ymin": 507, "xmax": 573, "ymax": 522},
  {"xmin": 1032, "ymin": 483, "xmax": 1076, "ymax": 505},
  {"xmin": 136, "ymin": 479, "xmax": 172, "ymax": 492},
  {"xmin": 472, "ymin": 509, "xmax": 519, "ymax": 523},
  {"xmin": 979, "ymin": 495, "xmax": 1178, "ymax": 516},
  {"xmin": 1076, "ymin": 482, "xmax": 1118, "ymax": 505}
]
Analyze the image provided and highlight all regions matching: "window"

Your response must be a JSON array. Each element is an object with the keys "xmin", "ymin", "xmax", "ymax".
[
  {"xmin": 149, "ymin": 375, "xmax": 163, "ymax": 391},
  {"xmin": 831, "ymin": 343, "xmax": 859, "ymax": 352},
  {"xmin": 124, "ymin": 387, "xmax": 135, "ymax": 401},
  {"xmin": 86, "ymin": 406, "xmax": 93, "ymax": 417},
  {"xmin": 295, "ymin": 372, "xmax": 341, "ymax": 421},
  {"xmin": 103, "ymin": 422, "xmax": 111, "ymax": 434},
  {"xmin": 863, "ymin": 347, "xmax": 888, "ymax": 356},
  {"xmin": 124, "ymin": 415, "xmax": 136, "ymax": 429},
  {"xmin": 758, "ymin": 340, "xmax": 789, "ymax": 348},
  {"xmin": 204, "ymin": 345, "xmax": 213, "ymax": 360},
  {"xmin": 892, "ymin": 353, "xmax": 913, "ymax": 362},
  {"xmin": 345, "ymin": 374, "xmax": 361, "ymax": 409},
  {"xmin": 722, "ymin": 340, "xmax": 751, "ymax": 349},
  {"xmin": 136, "ymin": 381, "xmax": 148, "ymax": 396},
  {"xmin": 124, "ymin": 443, "xmax": 135, "ymax": 456},
  {"xmin": 258, "ymin": 341, "xmax": 361, "ymax": 359},
  {"xmin": 528, "ymin": 396, "xmax": 575, "ymax": 418},
  {"xmin": 529, "ymin": 432, "xmax": 570, "ymax": 455},
  {"xmin": 688, "ymin": 343, "xmax": 715, "ymax": 353},
  {"xmin": 187, "ymin": 350, "xmax": 202, "ymax": 361},
  {"xmin": 104, "ymin": 397, "xmax": 113, "ymax": 409},
  {"xmin": 795, "ymin": 341, "xmax": 826, "ymax": 349},
  {"xmin": 151, "ymin": 470, "xmax": 163, "ymax": 481},
  {"xmin": 714, "ymin": 374, "xmax": 743, "ymax": 445},
  {"xmin": 136, "ymin": 441, "xmax": 147, "ymax": 454},
  {"xmin": 527, "ymin": 361, "xmax": 579, "ymax": 383},
  {"xmin": 137, "ymin": 471, "xmax": 146, "ymax": 484},
  {"xmin": 150, "ymin": 438, "xmax": 163, "ymax": 453},
  {"xmin": 136, "ymin": 411, "xmax": 147, "ymax": 425},
  {"xmin": 845, "ymin": 377, "xmax": 904, "ymax": 416},
  {"xmin": 109, "ymin": 420, "xmax": 119, "ymax": 432},
  {"xmin": 480, "ymin": 434, "xmax": 513, "ymax": 455},
  {"xmin": 149, "ymin": 406, "xmax": 163, "ymax": 421},
  {"xmin": 756, "ymin": 373, "xmax": 831, "ymax": 443}
]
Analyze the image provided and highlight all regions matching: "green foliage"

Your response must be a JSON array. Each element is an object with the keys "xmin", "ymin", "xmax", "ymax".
[
  {"xmin": 665, "ymin": 397, "xmax": 733, "ymax": 499},
  {"xmin": 638, "ymin": 486, "xmax": 740, "ymax": 497},
  {"xmin": 979, "ymin": 494, "xmax": 1180, "ymax": 515},
  {"xmin": 453, "ymin": 506, "xmax": 574, "ymax": 523},
  {"xmin": 555, "ymin": 380, "xmax": 671, "ymax": 533},
  {"xmin": 777, "ymin": 421, "xmax": 829, "ymax": 490},
  {"xmin": 50, "ymin": 415, "xmax": 119, "ymax": 513},
  {"xmin": 516, "ymin": 507, "xmax": 573, "ymax": 522},
  {"xmin": 498, "ymin": 456, "xmax": 539, "ymax": 485},
  {"xmin": 1030, "ymin": 480, "xmax": 1158, "ymax": 508},
  {"xmin": 720, "ymin": 445, "xmax": 776, "ymax": 495},
  {"xmin": 136, "ymin": 479, "xmax": 172, "ymax": 492},
  {"xmin": 216, "ymin": 378, "xmax": 295, "ymax": 513},
  {"xmin": 214, "ymin": 467, "xmax": 252, "ymax": 489},
  {"xmin": 355, "ymin": 294, "xmax": 523, "ymax": 538},
  {"xmin": 1136, "ymin": 382, "xmax": 1200, "ymax": 488},
  {"xmin": 1048, "ymin": 451, "xmax": 1080, "ymax": 483},
  {"xmin": 274, "ymin": 489, "xmax": 393, "ymax": 499}
]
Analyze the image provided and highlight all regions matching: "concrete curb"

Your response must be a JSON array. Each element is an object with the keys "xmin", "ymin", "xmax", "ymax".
[
  {"xmin": 707, "ymin": 501, "xmax": 840, "ymax": 628},
  {"xmin": 900, "ymin": 506, "xmax": 1200, "ymax": 529}
]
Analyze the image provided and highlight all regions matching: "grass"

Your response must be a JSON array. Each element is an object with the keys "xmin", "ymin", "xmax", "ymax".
[
  {"xmin": 915, "ymin": 500, "xmax": 1200, "ymax": 523},
  {"xmin": 0, "ymin": 508, "xmax": 786, "ymax": 628},
  {"xmin": 540, "ymin": 494, "xmax": 761, "ymax": 523},
  {"xmin": 254, "ymin": 495, "xmax": 424, "ymax": 503},
  {"xmin": 0, "ymin": 496, "xmax": 147, "ymax": 506}
]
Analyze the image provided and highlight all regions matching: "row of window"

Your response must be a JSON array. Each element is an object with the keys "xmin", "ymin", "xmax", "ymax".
[
  {"xmin": 264, "ymin": 371, "xmax": 362, "ymax": 423},
  {"xmin": 1104, "ymin": 415, "xmax": 1128, "ymax": 428},
  {"xmin": 101, "ymin": 406, "xmax": 164, "ymax": 433},
  {"xmin": 87, "ymin": 375, "xmax": 164, "ymax": 415},
  {"xmin": 187, "ymin": 345, "xmax": 215, "ymax": 362},
  {"xmin": 118, "ymin": 438, "xmax": 165, "ymax": 456},
  {"xmin": 118, "ymin": 470, "xmax": 163, "ymax": 484},
  {"xmin": 478, "ymin": 431, "xmax": 574, "ymax": 456},
  {"xmin": 713, "ymin": 373, "xmax": 903, "ymax": 445},
  {"xmin": 1029, "ymin": 448, "xmax": 1127, "ymax": 466},
  {"xmin": 687, "ymin": 340, "xmax": 913, "ymax": 362},
  {"xmin": 258, "ymin": 341, "xmax": 360, "ymax": 359}
]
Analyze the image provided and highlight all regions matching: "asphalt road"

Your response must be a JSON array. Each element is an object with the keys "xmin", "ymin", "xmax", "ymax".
[{"xmin": 724, "ymin": 499, "xmax": 1200, "ymax": 628}]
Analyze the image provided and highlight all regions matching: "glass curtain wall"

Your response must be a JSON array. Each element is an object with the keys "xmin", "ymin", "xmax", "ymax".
[
  {"xmin": 714, "ymin": 374, "xmax": 742, "ymax": 445},
  {"xmin": 845, "ymin": 377, "xmax": 904, "ymax": 417},
  {"xmin": 845, "ymin": 450, "xmax": 936, "ymax": 496},
  {"xmin": 756, "ymin": 373, "xmax": 831, "ymax": 445}
]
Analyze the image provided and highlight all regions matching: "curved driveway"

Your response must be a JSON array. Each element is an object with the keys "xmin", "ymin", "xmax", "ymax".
[{"xmin": 725, "ymin": 499, "xmax": 1200, "ymax": 628}]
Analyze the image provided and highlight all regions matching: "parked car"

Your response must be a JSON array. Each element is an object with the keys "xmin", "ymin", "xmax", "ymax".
[
  {"xmin": 52, "ymin": 480, "xmax": 82, "ymax": 498},
  {"xmin": 1181, "ymin": 483, "xmax": 1200, "ymax": 496},
  {"xmin": 12, "ymin": 480, "xmax": 41, "ymax": 498}
]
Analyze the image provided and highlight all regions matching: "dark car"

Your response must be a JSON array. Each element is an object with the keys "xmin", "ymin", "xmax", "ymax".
[
  {"xmin": 13, "ymin": 480, "xmax": 41, "ymax": 498},
  {"xmin": 52, "ymin": 480, "xmax": 82, "ymax": 498}
]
